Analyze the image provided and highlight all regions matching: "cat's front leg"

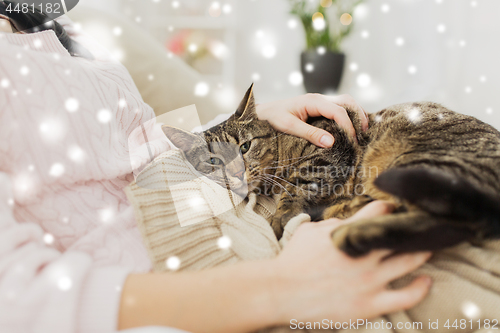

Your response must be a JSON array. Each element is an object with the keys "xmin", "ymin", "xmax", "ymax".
[{"xmin": 331, "ymin": 211, "xmax": 474, "ymax": 257}]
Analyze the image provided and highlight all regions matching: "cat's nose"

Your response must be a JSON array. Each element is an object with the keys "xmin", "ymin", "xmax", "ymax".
[{"xmin": 235, "ymin": 170, "xmax": 245, "ymax": 179}]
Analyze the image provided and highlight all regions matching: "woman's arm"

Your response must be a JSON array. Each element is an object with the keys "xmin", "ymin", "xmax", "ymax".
[{"xmin": 118, "ymin": 201, "xmax": 432, "ymax": 333}]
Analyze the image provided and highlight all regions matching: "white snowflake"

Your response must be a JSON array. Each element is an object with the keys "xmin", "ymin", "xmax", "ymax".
[
  {"xmin": 461, "ymin": 301, "xmax": 481, "ymax": 319},
  {"xmin": 68, "ymin": 145, "xmax": 86, "ymax": 162},
  {"xmin": 261, "ymin": 44, "xmax": 276, "ymax": 58},
  {"xmin": 194, "ymin": 82, "xmax": 210, "ymax": 96},
  {"xmin": 112, "ymin": 26, "xmax": 122, "ymax": 36},
  {"xmin": 1, "ymin": 78, "xmax": 10, "ymax": 88},
  {"xmin": 465, "ymin": 86, "xmax": 472, "ymax": 93},
  {"xmin": 305, "ymin": 63, "xmax": 314, "ymax": 72},
  {"xmin": 33, "ymin": 39, "xmax": 42, "ymax": 48},
  {"xmin": 486, "ymin": 107, "xmax": 493, "ymax": 114},
  {"xmin": 99, "ymin": 207, "xmax": 115, "ymax": 223},
  {"xmin": 407, "ymin": 108, "xmax": 422, "ymax": 123},
  {"xmin": 287, "ymin": 18, "xmax": 298, "ymax": 29},
  {"xmin": 381, "ymin": 4, "xmax": 390, "ymax": 13},
  {"xmin": 65, "ymin": 98, "xmax": 79, "ymax": 113},
  {"xmin": 437, "ymin": 24, "xmax": 446, "ymax": 33},
  {"xmin": 166, "ymin": 256, "xmax": 181, "ymax": 270},
  {"xmin": 361, "ymin": 30, "xmax": 370, "ymax": 39},
  {"xmin": 395, "ymin": 37, "xmax": 405, "ymax": 46},
  {"xmin": 251, "ymin": 73, "xmax": 261, "ymax": 81},
  {"xmin": 148, "ymin": 74, "xmax": 155, "ymax": 81},
  {"xmin": 349, "ymin": 62, "xmax": 359, "ymax": 71},
  {"xmin": 20, "ymin": 66, "xmax": 30, "ymax": 76},
  {"xmin": 288, "ymin": 71, "xmax": 303, "ymax": 86},
  {"xmin": 317, "ymin": 46, "xmax": 326, "ymax": 55},
  {"xmin": 189, "ymin": 196, "xmax": 206, "ymax": 209},
  {"xmin": 43, "ymin": 233, "xmax": 55, "ymax": 244},
  {"xmin": 408, "ymin": 65, "xmax": 418, "ymax": 75},
  {"xmin": 479, "ymin": 75, "xmax": 487, "ymax": 83},
  {"xmin": 188, "ymin": 43, "xmax": 198, "ymax": 53},
  {"xmin": 39, "ymin": 119, "xmax": 65, "ymax": 142},
  {"xmin": 353, "ymin": 4, "xmax": 369, "ymax": 20},
  {"xmin": 313, "ymin": 17, "xmax": 326, "ymax": 31},
  {"xmin": 49, "ymin": 163, "xmax": 65, "ymax": 177},
  {"xmin": 118, "ymin": 99, "xmax": 127, "ymax": 108},
  {"xmin": 222, "ymin": 4, "xmax": 232, "ymax": 14},
  {"xmin": 97, "ymin": 109, "xmax": 113, "ymax": 123},
  {"xmin": 57, "ymin": 276, "xmax": 72, "ymax": 291},
  {"xmin": 356, "ymin": 73, "xmax": 371, "ymax": 87},
  {"xmin": 217, "ymin": 236, "xmax": 232, "ymax": 249},
  {"xmin": 171, "ymin": 1, "xmax": 180, "ymax": 8}
]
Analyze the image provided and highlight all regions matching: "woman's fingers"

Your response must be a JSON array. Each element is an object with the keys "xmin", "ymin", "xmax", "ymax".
[
  {"xmin": 371, "ymin": 275, "xmax": 432, "ymax": 314},
  {"xmin": 323, "ymin": 94, "xmax": 370, "ymax": 132},
  {"xmin": 299, "ymin": 95, "xmax": 357, "ymax": 139},
  {"xmin": 281, "ymin": 113, "xmax": 336, "ymax": 148},
  {"xmin": 346, "ymin": 201, "xmax": 395, "ymax": 222},
  {"xmin": 377, "ymin": 252, "xmax": 432, "ymax": 282}
]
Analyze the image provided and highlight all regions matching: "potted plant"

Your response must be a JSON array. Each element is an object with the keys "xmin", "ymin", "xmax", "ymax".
[{"xmin": 289, "ymin": 0, "xmax": 364, "ymax": 93}]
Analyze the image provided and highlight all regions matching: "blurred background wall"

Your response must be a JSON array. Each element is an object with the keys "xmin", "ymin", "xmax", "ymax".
[{"xmin": 77, "ymin": 0, "xmax": 500, "ymax": 129}]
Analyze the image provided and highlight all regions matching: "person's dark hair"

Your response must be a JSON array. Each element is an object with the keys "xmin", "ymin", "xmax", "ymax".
[{"xmin": 0, "ymin": 0, "xmax": 93, "ymax": 59}]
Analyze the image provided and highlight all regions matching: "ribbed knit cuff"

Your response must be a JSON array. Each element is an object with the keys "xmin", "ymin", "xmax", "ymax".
[{"xmin": 78, "ymin": 266, "xmax": 132, "ymax": 333}]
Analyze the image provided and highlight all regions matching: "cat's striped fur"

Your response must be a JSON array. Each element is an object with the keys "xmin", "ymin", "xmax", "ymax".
[{"xmin": 163, "ymin": 85, "xmax": 500, "ymax": 256}]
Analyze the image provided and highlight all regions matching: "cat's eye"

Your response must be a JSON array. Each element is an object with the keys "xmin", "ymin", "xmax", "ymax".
[
  {"xmin": 207, "ymin": 157, "xmax": 224, "ymax": 165},
  {"xmin": 240, "ymin": 141, "xmax": 251, "ymax": 154}
]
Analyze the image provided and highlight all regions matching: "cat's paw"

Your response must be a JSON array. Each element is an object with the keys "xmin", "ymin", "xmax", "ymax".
[
  {"xmin": 270, "ymin": 211, "xmax": 299, "ymax": 239},
  {"xmin": 270, "ymin": 216, "xmax": 284, "ymax": 239},
  {"xmin": 331, "ymin": 223, "xmax": 388, "ymax": 257}
]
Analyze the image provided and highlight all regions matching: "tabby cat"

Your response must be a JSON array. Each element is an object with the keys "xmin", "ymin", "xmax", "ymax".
[{"xmin": 163, "ymin": 84, "xmax": 500, "ymax": 257}]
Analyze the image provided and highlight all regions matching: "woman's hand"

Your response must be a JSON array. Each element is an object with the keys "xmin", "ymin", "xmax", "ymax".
[
  {"xmin": 256, "ymin": 93, "xmax": 369, "ymax": 148},
  {"xmin": 271, "ymin": 201, "xmax": 432, "ymax": 325},
  {"xmin": 119, "ymin": 201, "xmax": 431, "ymax": 333}
]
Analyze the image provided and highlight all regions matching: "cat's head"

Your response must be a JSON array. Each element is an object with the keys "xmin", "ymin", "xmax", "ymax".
[{"xmin": 162, "ymin": 84, "xmax": 278, "ymax": 196}]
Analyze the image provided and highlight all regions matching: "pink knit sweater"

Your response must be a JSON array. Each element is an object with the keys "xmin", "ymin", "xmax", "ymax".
[{"xmin": 0, "ymin": 18, "xmax": 172, "ymax": 332}]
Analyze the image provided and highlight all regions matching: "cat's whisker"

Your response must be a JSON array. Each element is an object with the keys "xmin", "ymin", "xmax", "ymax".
[
  {"xmin": 269, "ymin": 152, "xmax": 317, "ymax": 166},
  {"xmin": 266, "ymin": 173, "xmax": 301, "ymax": 190},
  {"xmin": 256, "ymin": 175, "xmax": 293, "ymax": 198}
]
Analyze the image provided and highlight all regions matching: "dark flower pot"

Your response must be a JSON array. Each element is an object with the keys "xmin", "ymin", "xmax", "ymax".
[{"xmin": 301, "ymin": 50, "xmax": 345, "ymax": 94}]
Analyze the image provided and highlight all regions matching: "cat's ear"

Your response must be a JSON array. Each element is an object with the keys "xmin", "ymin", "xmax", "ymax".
[
  {"xmin": 162, "ymin": 125, "xmax": 200, "ymax": 152},
  {"xmin": 235, "ymin": 83, "xmax": 256, "ymax": 120}
]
